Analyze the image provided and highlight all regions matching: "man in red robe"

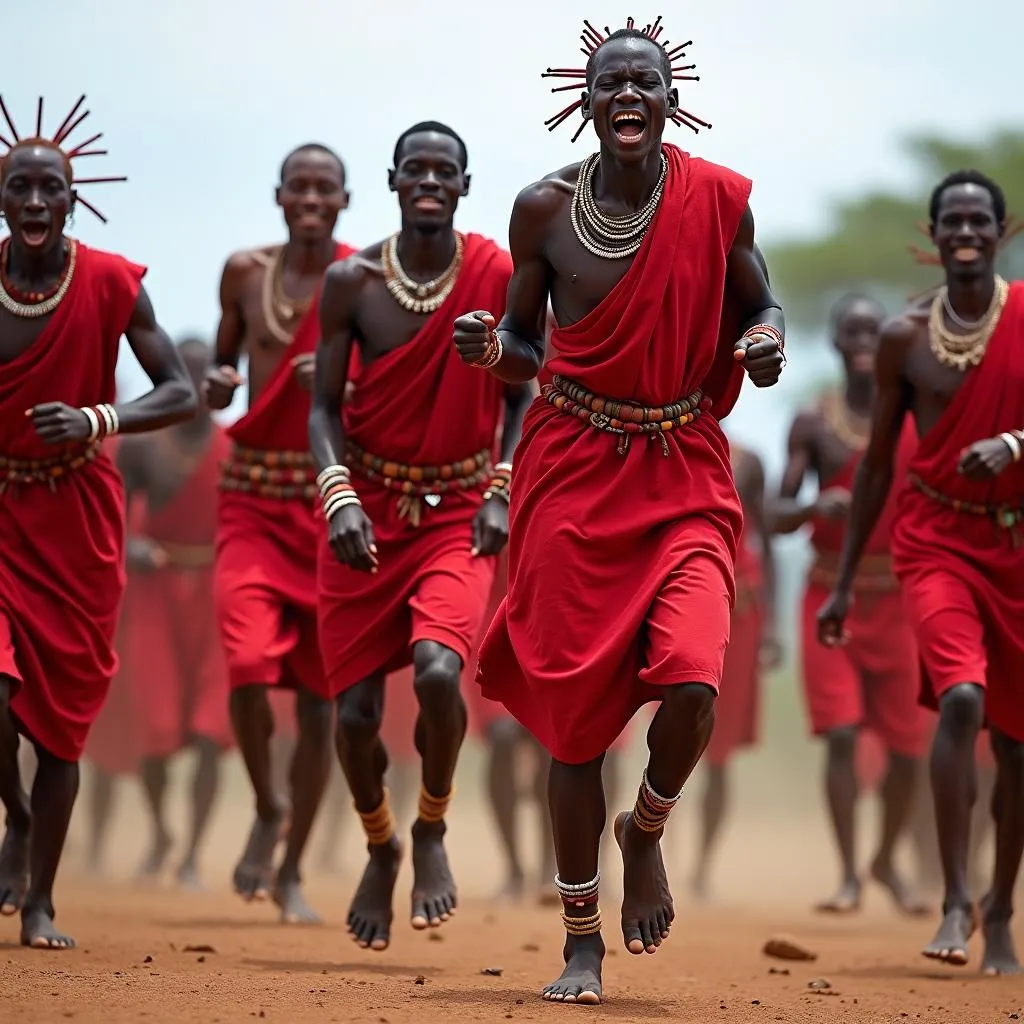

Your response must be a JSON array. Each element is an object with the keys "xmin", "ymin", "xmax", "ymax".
[
  {"xmin": 452, "ymin": 24, "xmax": 784, "ymax": 1004},
  {"xmin": 117, "ymin": 338, "xmax": 232, "ymax": 890},
  {"xmin": 819, "ymin": 170, "xmax": 1024, "ymax": 975},
  {"xmin": 0, "ymin": 123, "xmax": 196, "ymax": 949},
  {"xmin": 691, "ymin": 442, "xmax": 779, "ymax": 901},
  {"xmin": 776, "ymin": 294, "xmax": 928, "ymax": 915},
  {"xmin": 205, "ymin": 143, "xmax": 354, "ymax": 922},
  {"xmin": 310, "ymin": 121, "xmax": 530, "ymax": 951}
]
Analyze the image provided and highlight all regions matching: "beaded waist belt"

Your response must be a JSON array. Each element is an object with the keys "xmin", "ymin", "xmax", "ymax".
[
  {"xmin": 808, "ymin": 550, "xmax": 898, "ymax": 593},
  {"xmin": 0, "ymin": 441, "xmax": 101, "ymax": 494},
  {"xmin": 159, "ymin": 542, "xmax": 215, "ymax": 569},
  {"xmin": 910, "ymin": 473, "xmax": 1024, "ymax": 544},
  {"xmin": 541, "ymin": 374, "xmax": 705, "ymax": 456},
  {"xmin": 345, "ymin": 440, "xmax": 492, "ymax": 527},
  {"xmin": 219, "ymin": 445, "xmax": 317, "ymax": 501}
]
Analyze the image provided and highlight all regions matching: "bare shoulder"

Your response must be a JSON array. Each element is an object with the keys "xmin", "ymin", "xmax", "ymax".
[
  {"xmin": 323, "ymin": 242, "xmax": 382, "ymax": 291},
  {"xmin": 880, "ymin": 307, "xmax": 924, "ymax": 354},
  {"xmin": 789, "ymin": 405, "xmax": 826, "ymax": 445},
  {"xmin": 218, "ymin": 244, "xmax": 277, "ymax": 293},
  {"xmin": 514, "ymin": 164, "xmax": 579, "ymax": 216}
]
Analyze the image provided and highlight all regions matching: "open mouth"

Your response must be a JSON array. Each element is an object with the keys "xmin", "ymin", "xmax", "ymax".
[
  {"xmin": 851, "ymin": 352, "xmax": 875, "ymax": 372},
  {"xmin": 952, "ymin": 246, "xmax": 981, "ymax": 262},
  {"xmin": 20, "ymin": 224, "xmax": 49, "ymax": 247},
  {"xmin": 413, "ymin": 196, "xmax": 444, "ymax": 213},
  {"xmin": 612, "ymin": 110, "xmax": 647, "ymax": 143}
]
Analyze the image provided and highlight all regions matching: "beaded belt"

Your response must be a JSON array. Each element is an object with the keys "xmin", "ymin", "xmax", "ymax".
[
  {"xmin": 808, "ymin": 550, "xmax": 899, "ymax": 593},
  {"xmin": 219, "ymin": 445, "xmax": 317, "ymax": 501},
  {"xmin": 346, "ymin": 440, "xmax": 492, "ymax": 527},
  {"xmin": 910, "ymin": 473, "xmax": 1024, "ymax": 546},
  {"xmin": 541, "ymin": 374, "xmax": 705, "ymax": 455},
  {"xmin": 0, "ymin": 441, "xmax": 101, "ymax": 494},
  {"xmin": 159, "ymin": 542, "xmax": 215, "ymax": 569}
]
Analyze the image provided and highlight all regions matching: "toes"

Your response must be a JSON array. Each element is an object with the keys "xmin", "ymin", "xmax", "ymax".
[
  {"xmin": 640, "ymin": 920, "xmax": 657, "ymax": 953},
  {"xmin": 577, "ymin": 989, "xmax": 602, "ymax": 1005}
]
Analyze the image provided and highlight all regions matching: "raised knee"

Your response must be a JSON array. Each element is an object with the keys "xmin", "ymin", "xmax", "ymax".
[
  {"xmin": 662, "ymin": 682, "xmax": 716, "ymax": 725},
  {"xmin": 938, "ymin": 683, "xmax": 984, "ymax": 733},
  {"xmin": 825, "ymin": 725, "xmax": 858, "ymax": 761},
  {"xmin": 412, "ymin": 650, "xmax": 462, "ymax": 713},
  {"xmin": 335, "ymin": 687, "xmax": 382, "ymax": 741}
]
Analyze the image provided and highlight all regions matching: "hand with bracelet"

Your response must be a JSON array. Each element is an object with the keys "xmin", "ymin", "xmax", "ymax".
[
  {"xmin": 25, "ymin": 401, "xmax": 119, "ymax": 445},
  {"xmin": 472, "ymin": 461, "xmax": 512, "ymax": 557},
  {"xmin": 319, "ymin": 464, "xmax": 379, "ymax": 574},
  {"xmin": 958, "ymin": 429, "xmax": 1024, "ymax": 480},
  {"xmin": 453, "ymin": 310, "xmax": 503, "ymax": 370},
  {"xmin": 733, "ymin": 323, "xmax": 786, "ymax": 388}
]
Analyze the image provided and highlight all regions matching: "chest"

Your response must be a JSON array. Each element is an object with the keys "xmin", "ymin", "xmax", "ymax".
[
  {"xmin": 237, "ymin": 267, "xmax": 312, "ymax": 355},
  {"xmin": 0, "ymin": 307, "xmax": 57, "ymax": 365},
  {"xmin": 546, "ymin": 218, "xmax": 636, "ymax": 327},
  {"xmin": 355, "ymin": 275, "xmax": 438, "ymax": 364},
  {"xmin": 811, "ymin": 425, "xmax": 860, "ymax": 485}
]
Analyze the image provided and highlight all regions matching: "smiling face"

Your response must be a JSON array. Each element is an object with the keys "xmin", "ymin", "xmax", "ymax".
[
  {"xmin": 930, "ymin": 183, "xmax": 1002, "ymax": 282},
  {"xmin": 583, "ymin": 35, "xmax": 677, "ymax": 163},
  {"xmin": 388, "ymin": 131, "xmax": 469, "ymax": 233},
  {"xmin": 275, "ymin": 148, "xmax": 348, "ymax": 244},
  {"xmin": 833, "ymin": 299, "xmax": 884, "ymax": 382},
  {"xmin": 0, "ymin": 145, "xmax": 74, "ymax": 255}
]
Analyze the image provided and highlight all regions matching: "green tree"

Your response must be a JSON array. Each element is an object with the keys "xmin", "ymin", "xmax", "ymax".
[{"xmin": 764, "ymin": 129, "xmax": 1024, "ymax": 330}]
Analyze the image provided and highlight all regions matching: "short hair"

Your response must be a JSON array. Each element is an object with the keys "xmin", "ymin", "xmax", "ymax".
[
  {"xmin": 928, "ymin": 169, "xmax": 1006, "ymax": 226},
  {"xmin": 392, "ymin": 121, "xmax": 468, "ymax": 172},
  {"xmin": 279, "ymin": 143, "xmax": 346, "ymax": 186},
  {"xmin": 586, "ymin": 28, "xmax": 673, "ymax": 88},
  {"xmin": 829, "ymin": 293, "xmax": 886, "ymax": 335}
]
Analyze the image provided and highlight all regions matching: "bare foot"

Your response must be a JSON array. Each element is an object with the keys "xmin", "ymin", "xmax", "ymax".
[
  {"xmin": 980, "ymin": 896, "xmax": 1021, "ymax": 976},
  {"xmin": 0, "ymin": 825, "xmax": 30, "ymax": 916},
  {"xmin": 176, "ymin": 861, "xmax": 204, "ymax": 893},
  {"xmin": 137, "ymin": 828, "xmax": 173, "ymax": 882},
  {"xmin": 232, "ymin": 812, "xmax": 284, "ymax": 902},
  {"xmin": 613, "ymin": 811, "xmax": 673, "ymax": 955},
  {"xmin": 410, "ymin": 819, "xmax": 457, "ymax": 930},
  {"xmin": 274, "ymin": 877, "xmax": 322, "ymax": 924},
  {"xmin": 542, "ymin": 934, "xmax": 604, "ymax": 1004},
  {"xmin": 922, "ymin": 904, "xmax": 977, "ymax": 966},
  {"xmin": 347, "ymin": 835, "xmax": 402, "ymax": 950},
  {"xmin": 814, "ymin": 878, "xmax": 862, "ymax": 914},
  {"xmin": 871, "ymin": 856, "xmax": 931, "ymax": 916},
  {"xmin": 21, "ymin": 902, "xmax": 75, "ymax": 950}
]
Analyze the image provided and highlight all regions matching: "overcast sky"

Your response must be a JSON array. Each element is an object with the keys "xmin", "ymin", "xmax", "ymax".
[{"xmin": 4, "ymin": 0, "xmax": 1022, "ymax": 464}]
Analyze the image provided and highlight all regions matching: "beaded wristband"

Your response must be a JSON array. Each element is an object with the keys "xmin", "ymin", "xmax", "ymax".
[
  {"xmin": 999, "ymin": 432, "xmax": 1022, "ymax": 462},
  {"xmin": 473, "ymin": 331, "xmax": 503, "ymax": 369},
  {"xmin": 316, "ymin": 464, "xmax": 351, "ymax": 492},
  {"xmin": 81, "ymin": 406, "xmax": 101, "ymax": 442},
  {"xmin": 323, "ymin": 493, "xmax": 362, "ymax": 521}
]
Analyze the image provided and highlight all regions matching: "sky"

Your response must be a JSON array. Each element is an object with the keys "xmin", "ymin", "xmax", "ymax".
[{"xmin": 3, "ymin": 0, "xmax": 1023, "ymax": 465}]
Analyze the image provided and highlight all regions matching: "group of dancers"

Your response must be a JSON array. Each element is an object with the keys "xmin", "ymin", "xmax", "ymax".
[{"xmin": 0, "ymin": 14, "xmax": 1021, "ymax": 1007}]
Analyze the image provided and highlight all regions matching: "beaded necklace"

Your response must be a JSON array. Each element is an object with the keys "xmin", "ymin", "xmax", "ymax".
[
  {"xmin": 570, "ymin": 152, "xmax": 667, "ymax": 260},
  {"xmin": 259, "ymin": 246, "xmax": 311, "ymax": 345},
  {"xmin": 381, "ymin": 231, "xmax": 464, "ymax": 314},
  {"xmin": 821, "ymin": 390, "xmax": 869, "ymax": 453},
  {"xmin": 0, "ymin": 237, "xmax": 77, "ymax": 318},
  {"xmin": 928, "ymin": 276, "xmax": 1008, "ymax": 372}
]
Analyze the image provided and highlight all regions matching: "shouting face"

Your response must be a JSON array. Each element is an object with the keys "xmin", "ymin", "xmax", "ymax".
[{"xmin": 0, "ymin": 144, "xmax": 74, "ymax": 255}]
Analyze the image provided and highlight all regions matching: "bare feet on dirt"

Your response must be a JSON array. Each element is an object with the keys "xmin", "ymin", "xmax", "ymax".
[
  {"xmin": 614, "ymin": 811, "xmax": 673, "ymax": 955},
  {"xmin": 347, "ymin": 835, "xmax": 402, "ymax": 951}
]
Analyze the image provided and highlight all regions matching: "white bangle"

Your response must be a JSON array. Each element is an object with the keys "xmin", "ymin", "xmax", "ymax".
[
  {"xmin": 81, "ymin": 406, "xmax": 100, "ymax": 442},
  {"xmin": 999, "ymin": 432, "xmax": 1022, "ymax": 462},
  {"xmin": 97, "ymin": 403, "xmax": 119, "ymax": 437},
  {"xmin": 324, "ymin": 493, "xmax": 361, "ymax": 521},
  {"xmin": 316, "ymin": 464, "xmax": 350, "ymax": 491}
]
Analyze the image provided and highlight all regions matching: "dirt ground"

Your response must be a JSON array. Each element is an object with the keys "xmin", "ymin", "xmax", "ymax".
[{"xmin": 1, "ymin": 742, "xmax": 1021, "ymax": 1024}]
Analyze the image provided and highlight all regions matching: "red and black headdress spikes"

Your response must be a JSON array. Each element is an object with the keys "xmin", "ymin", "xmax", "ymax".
[
  {"xmin": 0, "ymin": 95, "xmax": 127, "ymax": 224},
  {"xmin": 541, "ymin": 16, "xmax": 711, "ymax": 143},
  {"xmin": 907, "ymin": 218, "xmax": 1022, "ymax": 300}
]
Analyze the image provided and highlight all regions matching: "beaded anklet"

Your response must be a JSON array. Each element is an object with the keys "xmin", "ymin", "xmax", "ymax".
[
  {"xmin": 631, "ymin": 770, "xmax": 683, "ymax": 834},
  {"xmin": 418, "ymin": 785, "xmax": 454, "ymax": 824},
  {"xmin": 555, "ymin": 872, "xmax": 602, "ymax": 936},
  {"xmin": 357, "ymin": 789, "xmax": 396, "ymax": 845}
]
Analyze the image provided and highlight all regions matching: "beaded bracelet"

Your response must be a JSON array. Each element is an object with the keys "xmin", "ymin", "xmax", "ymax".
[
  {"xmin": 323, "ymin": 492, "xmax": 362, "ymax": 522},
  {"xmin": 473, "ymin": 330, "xmax": 503, "ymax": 369},
  {"xmin": 80, "ymin": 404, "xmax": 120, "ymax": 442},
  {"xmin": 316, "ymin": 464, "xmax": 351, "ymax": 496}
]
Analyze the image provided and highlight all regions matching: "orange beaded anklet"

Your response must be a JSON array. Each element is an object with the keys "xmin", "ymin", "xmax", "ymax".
[
  {"xmin": 357, "ymin": 789, "xmax": 397, "ymax": 846},
  {"xmin": 632, "ymin": 770, "xmax": 683, "ymax": 834},
  {"xmin": 417, "ymin": 785, "xmax": 454, "ymax": 824}
]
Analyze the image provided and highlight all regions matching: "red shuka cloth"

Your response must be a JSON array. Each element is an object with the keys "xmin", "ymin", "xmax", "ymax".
[
  {"xmin": 317, "ymin": 233, "xmax": 510, "ymax": 693},
  {"xmin": 705, "ymin": 527, "xmax": 763, "ymax": 766},
  {"xmin": 801, "ymin": 421, "xmax": 926, "ymax": 756},
  {"xmin": 477, "ymin": 146, "xmax": 752, "ymax": 765},
  {"xmin": 0, "ymin": 244, "xmax": 144, "ymax": 761},
  {"xmin": 215, "ymin": 241, "xmax": 354, "ymax": 700},
  {"xmin": 893, "ymin": 282, "xmax": 1024, "ymax": 741},
  {"xmin": 127, "ymin": 425, "xmax": 234, "ymax": 757}
]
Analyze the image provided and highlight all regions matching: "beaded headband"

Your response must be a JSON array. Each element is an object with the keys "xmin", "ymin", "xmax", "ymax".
[
  {"xmin": 0, "ymin": 95, "xmax": 127, "ymax": 223},
  {"xmin": 907, "ymin": 217, "xmax": 1021, "ymax": 300},
  {"xmin": 542, "ymin": 16, "xmax": 710, "ymax": 144}
]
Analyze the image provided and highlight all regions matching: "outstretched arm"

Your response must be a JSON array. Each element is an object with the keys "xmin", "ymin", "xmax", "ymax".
[
  {"xmin": 116, "ymin": 287, "xmax": 197, "ymax": 431},
  {"xmin": 309, "ymin": 259, "xmax": 377, "ymax": 573},
  {"xmin": 453, "ymin": 182, "xmax": 557, "ymax": 384},
  {"xmin": 727, "ymin": 208, "xmax": 786, "ymax": 387}
]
